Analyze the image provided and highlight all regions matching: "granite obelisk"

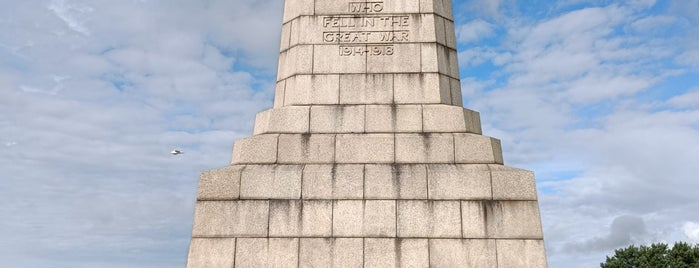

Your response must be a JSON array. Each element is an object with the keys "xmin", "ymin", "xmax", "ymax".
[{"xmin": 186, "ymin": 0, "xmax": 547, "ymax": 267}]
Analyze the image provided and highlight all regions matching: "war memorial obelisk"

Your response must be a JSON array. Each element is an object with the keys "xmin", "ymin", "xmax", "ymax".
[{"xmin": 186, "ymin": 0, "xmax": 547, "ymax": 267}]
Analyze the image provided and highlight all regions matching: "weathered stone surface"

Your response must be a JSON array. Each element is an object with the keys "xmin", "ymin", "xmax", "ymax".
[
  {"xmin": 395, "ymin": 133, "xmax": 454, "ymax": 163},
  {"xmin": 333, "ymin": 200, "xmax": 396, "ymax": 237},
  {"xmin": 461, "ymin": 201, "xmax": 487, "ymax": 238},
  {"xmin": 394, "ymin": 73, "xmax": 451, "ymax": 104},
  {"xmin": 269, "ymin": 200, "xmax": 333, "ymax": 237},
  {"xmin": 197, "ymin": 165, "xmax": 242, "ymax": 200},
  {"xmin": 340, "ymin": 74, "xmax": 393, "ymax": 104},
  {"xmin": 240, "ymin": 165, "xmax": 302, "ymax": 199},
  {"xmin": 301, "ymin": 164, "xmax": 366, "ymax": 199},
  {"xmin": 277, "ymin": 134, "xmax": 335, "ymax": 164},
  {"xmin": 335, "ymin": 134, "xmax": 394, "ymax": 163},
  {"xmin": 429, "ymin": 239, "xmax": 497, "ymax": 267},
  {"xmin": 422, "ymin": 105, "xmax": 481, "ymax": 133},
  {"xmin": 365, "ymin": 105, "xmax": 423, "ymax": 133},
  {"xmin": 274, "ymin": 81, "xmax": 286, "ymax": 108},
  {"xmin": 314, "ymin": 45, "xmax": 366, "ymax": 74},
  {"xmin": 490, "ymin": 165, "xmax": 538, "ymax": 200},
  {"xmin": 310, "ymin": 105, "xmax": 365, "ymax": 133},
  {"xmin": 277, "ymin": 45, "xmax": 313, "ymax": 80},
  {"xmin": 367, "ymin": 44, "xmax": 421, "ymax": 73},
  {"xmin": 235, "ymin": 238, "xmax": 298, "ymax": 268},
  {"xmin": 253, "ymin": 106, "xmax": 310, "ymax": 134},
  {"xmin": 428, "ymin": 164, "xmax": 491, "ymax": 199},
  {"xmin": 282, "ymin": 0, "xmax": 313, "ymax": 23},
  {"xmin": 283, "ymin": 75, "xmax": 340, "ymax": 106},
  {"xmin": 186, "ymin": 238, "xmax": 236, "ymax": 268},
  {"xmin": 485, "ymin": 201, "xmax": 544, "ymax": 239},
  {"xmin": 299, "ymin": 238, "xmax": 363, "ymax": 268},
  {"xmin": 231, "ymin": 134, "xmax": 278, "ymax": 164},
  {"xmin": 192, "ymin": 201, "xmax": 269, "ymax": 237},
  {"xmin": 497, "ymin": 239, "xmax": 548, "ymax": 268},
  {"xmin": 397, "ymin": 200, "xmax": 461, "ymax": 238},
  {"xmin": 365, "ymin": 164, "xmax": 427, "ymax": 199},
  {"xmin": 454, "ymin": 134, "xmax": 504, "ymax": 164}
]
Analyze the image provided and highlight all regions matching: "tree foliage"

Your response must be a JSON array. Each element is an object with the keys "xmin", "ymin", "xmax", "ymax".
[{"xmin": 601, "ymin": 242, "xmax": 699, "ymax": 268}]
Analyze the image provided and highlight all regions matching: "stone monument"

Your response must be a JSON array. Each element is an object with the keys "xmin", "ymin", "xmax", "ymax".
[{"xmin": 186, "ymin": 0, "xmax": 547, "ymax": 267}]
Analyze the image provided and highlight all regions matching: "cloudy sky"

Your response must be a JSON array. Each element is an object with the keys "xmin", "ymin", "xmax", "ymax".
[{"xmin": 1, "ymin": 0, "xmax": 698, "ymax": 267}]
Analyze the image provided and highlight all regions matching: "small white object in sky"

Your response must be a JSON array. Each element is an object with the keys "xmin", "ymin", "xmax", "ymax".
[{"xmin": 171, "ymin": 149, "xmax": 183, "ymax": 155}]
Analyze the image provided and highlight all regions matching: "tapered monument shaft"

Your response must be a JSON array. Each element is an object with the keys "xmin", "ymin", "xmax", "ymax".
[{"xmin": 186, "ymin": 0, "xmax": 547, "ymax": 267}]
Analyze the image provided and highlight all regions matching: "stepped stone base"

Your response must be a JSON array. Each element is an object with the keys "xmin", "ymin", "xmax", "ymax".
[{"xmin": 188, "ymin": 163, "xmax": 545, "ymax": 267}]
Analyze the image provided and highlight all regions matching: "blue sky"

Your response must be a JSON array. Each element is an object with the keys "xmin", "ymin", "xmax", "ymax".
[{"xmin": 1, "ymin": 0, "xmax": 698, "ymax": 267}]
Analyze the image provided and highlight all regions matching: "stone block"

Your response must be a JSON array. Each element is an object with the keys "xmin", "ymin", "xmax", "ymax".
[
  {"xmin": 269, "ymin": 200, "xmax": 333, "ymax": 237},
  {"xmin": 277, "ymin": 134, "xmax": 335, "ymax": 164},
  {"xmin": 454, "ymin": 134, "xmax": 504, "ymax": 164},
  {"xmin": 310, "ymin": 105, "xmax": 365, "ymax": 133},
  {"xmin": 490, "ymin": 165, "xmax": 538, "ymax": 200},
  {"xmin": 364, "ymin": 238, "xmax": 397, "ymax": 268},
  {"xmin": 427, "ymin": 164, "xmax": 491, "ymax": 200},
  {"xmin": 301, "ymin": 164, "xmax": 333, "ymax": 199},
  {"xmin": 397, "ymin": 200, "xmax": 461, "ymax": 238},
  {"xmin": 283, "ymin": 75, "xmax": 340, "ymax": 106},
  {"xmin": 395, "ymin": 133, "xmax": 454, "ymax": 163},
  {"xmin": 398, "ymin": 239, "xmax": 430, "ymax": 268},
  {"xmin": 485, "ymin": 201, "xmax": 544, "ymax": 239},
  {"xmin": 335, "ymin": 134, "xmax": 394, "ymax": 163},
  {"xmin": 387, "ymin": 0, "xmax": 420, "ymax": 13},
  {"xmin": 277, "ymin": 45, "xmax": 313, "ymax": 80},
  {"xmin": 333, "ymin": 200, "xmax": 396, "ymax": 237},
  {"xmin": 314, "ymin": 45, "xmax": 366, "ymax": 74},
  {"xmin": 315, "ymin": 0, "xmax": 354, "ymax": 15},
  {"xmin": 253, "ymin": 106, "xmax": 310, "ymax": 134},
  {"xmin": 433, "ymin": 15, "xmax": 447, "ymax": 45},
  {"xmin": 197, "ymin": 165, "xmax": 242, "ymax": 200},
  {"xmin": 282, "ymin": 0, "xmax": 314, "ymax": 23},
  {"xmin": 422, "ymin": 105, "xmax": 481, "ymax": 133},
  {"xmin": 299, "ymin": 238, "xmax": 363, "ymax": 268},
  {"xmin": 235, "ymin": 238, "xmax": 298, "ymax": 268},
  {"xmin": 429, "ymin": 239, "xmax": 497, "ymax": 268},
  {"xmin": 420, "ymin": 43, "xmax": 440, "ymax": 73},
  {"xmin": 289, "ymin": 16, "xmax": 324, "ymax": 46},
  {"xmin": 192, "ymin": 200, "xmax": 268, "ymax": 237},
  {"xmin": 365, "ymin": 105, "xmax": 423, "ymax": 133},
  {"xmin": 448, "ymin": 47, "xmax": 460, "ymax": 78},
  {"xmin": 450, "ymin": 77, "xmax": 464, "ymax": 106},
  {"xmin": 302, "ymin": 164, "xmax": 365, "ymax": 199},
  {"xmin": 394, "ymin": 73, "xmax": 451, "ymax": 104},
  {"xmin": 364, "ymin": 164, "xmax": 427, "ymax": 199},
  {"xmin": 280, "ymin": 22, "xmax": 291, "ymax": 52},
  {"xmin": 367, "ymin": 43, "xmax": 421, "ymax": 73},
  {"xmin": 231, "ymin": 134, "xmax": 278, "ymax": 164},
  {"xmin": 497, "ymin": 239, "xmax": 548, "ymax": 268},
  {"xmin": 461, "ymin": 201, "xmax": 487, "ymax": 238},
  {"xmin": 445, "ymin": 19, "xmax": 457, "ymax": 49},
  {"xmin": 274, "ymin": 80, "xmax": 285, "ymax": 108},
  {"xmin": 333, "ymin": 164, "xmax": 365, "ymax": 199},
  {"xmin": 240, "ymin": 165, "xmax": 303, "ymax": 199},
  {"xmin": 186, "ymin": 238, "xmax": 236, "ymax": 268},
  {"xmin": 339, "ymin": 74, "xmax": 393, "ymax": 104}
]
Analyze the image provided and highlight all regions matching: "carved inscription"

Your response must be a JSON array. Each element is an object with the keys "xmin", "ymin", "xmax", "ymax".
[
  {"xmin": 320, "ymin": 1, "xmax": 412, "ymax": 56},
  {"xmin": 349, "ymin": 2, "xmax": 384, "ymax": 13}
]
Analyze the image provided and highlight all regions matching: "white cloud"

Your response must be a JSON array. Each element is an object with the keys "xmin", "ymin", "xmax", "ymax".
[
  {"xmin": 47, "ymin": 0, "xmax": 94, "ymax": 36},
  {"xmin": 457, "ymin": 19, "xmax": 496, "ymax": 43},
  {"xmin": 667, "ymin": 88, "xmax": 699, "ymax": 108},
  {"xmin": 683, "ymin": 222, "xmax": 699, "ymax": 242}
]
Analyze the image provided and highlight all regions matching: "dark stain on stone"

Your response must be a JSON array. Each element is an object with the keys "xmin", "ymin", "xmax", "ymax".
[
  {"xmin": 390, "ymin": 104, "xmax": 398, "ymax": 130},
  {"xmin": 482, "ymin": 200, "xmax": 500, "ymax": 237},
  {"xmin": 395, "ymin": 238, "xmax": 403, "ymax": 268},
  {"xmin": 301, "ymin": 133, "xmax": 311, "ymax": 156},
  {"xmin": 298, "ymin": 200, "xmax": 305, "ymax": 233},
  {"xmin": 391, "ymin": 164, "xmax": 400, "ymax": 198},
  {"xmin": 419, "ymin": 133, "xmax": 432, "ymax": 158},
  {"xmin": 331, "ymin": 164, "xmax": 337, "ymax": 197}
]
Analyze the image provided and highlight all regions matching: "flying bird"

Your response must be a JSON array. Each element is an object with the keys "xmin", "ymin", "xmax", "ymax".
[{"xmin": 171, "ymin": 149, "xmax": 183, "ymax": 155}]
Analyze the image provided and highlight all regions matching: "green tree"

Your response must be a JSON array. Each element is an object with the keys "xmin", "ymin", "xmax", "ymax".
[{"xmin": 601, "ymin": 242, "xmax": 699, "ymax": 268}]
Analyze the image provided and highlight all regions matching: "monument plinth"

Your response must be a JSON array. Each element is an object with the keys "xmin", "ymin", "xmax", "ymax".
[{"xmin": 187, "ymin": 0, "xmax": 547, "ymax": 267}]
